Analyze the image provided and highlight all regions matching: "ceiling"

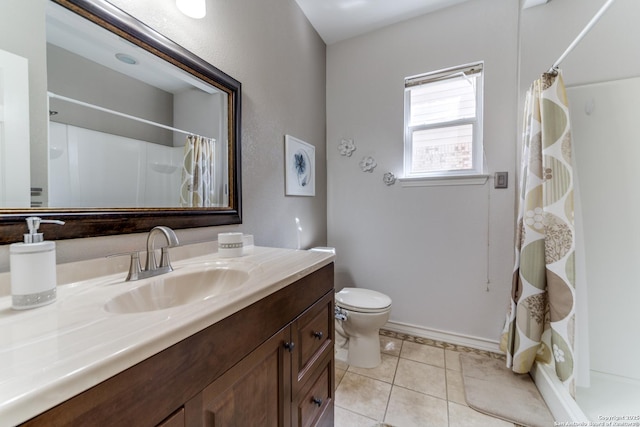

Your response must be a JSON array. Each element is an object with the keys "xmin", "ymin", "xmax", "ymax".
[{"xmin": 293, "ymin": 0, "xmax": 473, "ymax": 45}]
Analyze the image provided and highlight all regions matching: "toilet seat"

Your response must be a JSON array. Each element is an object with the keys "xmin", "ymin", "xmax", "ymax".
[{"xmin": 335, "ymin": 288, "xmax": 391, "ymax": 313}]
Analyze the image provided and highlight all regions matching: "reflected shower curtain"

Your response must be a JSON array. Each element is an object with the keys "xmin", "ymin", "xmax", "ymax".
[
  {"xmin": 500, "ymin": 71, "xmax": 577, "ymax": 395},
  {"xmin": 180, "ymin": 135, "xmax": 216, "ymax": 207}
]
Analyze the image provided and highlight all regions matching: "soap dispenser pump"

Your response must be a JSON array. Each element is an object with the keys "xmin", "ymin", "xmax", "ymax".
[{"xmin": 10, "ymin": 217, "xmax": 65, "ymax": 310}]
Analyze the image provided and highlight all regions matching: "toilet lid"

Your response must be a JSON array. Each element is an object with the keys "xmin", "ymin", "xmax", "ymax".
[{"xmin": 335, "ymin": 287, "xmax": 392, "ymax": 313}]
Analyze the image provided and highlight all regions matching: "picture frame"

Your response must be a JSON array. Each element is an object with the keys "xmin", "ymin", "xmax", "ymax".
[{"xmin": 285, "ymin": 135, "xmax": 315, "ymax": 196}]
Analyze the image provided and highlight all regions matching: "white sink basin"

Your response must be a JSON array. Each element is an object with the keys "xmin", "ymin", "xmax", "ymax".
[{"xmin": 104, "ymin": 262, "xmax": 255, "ymax": 314}]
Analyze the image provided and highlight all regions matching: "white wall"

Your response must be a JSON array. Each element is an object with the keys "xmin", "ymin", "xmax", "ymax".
[
  {"xmin": 0, "ymin": 49, "xmax": 30, "ymax": 208},
  {"xmin": 567, "ymin": 77, "xmax": 640, "ymax": 382},
  {"xmin": 327, "ymin": 0, "xmax": 519, "ymax": 344},
  {"xmin": 520, "ymin": 0, "xmax": 640, "ymax": 90},
  {"xmin": 0, "ymin": 0, "xmax": 326, "ymax": 269},
  {"xmin": 0, "ymin": 0, "xmax": 49, "ymax": 206},
  {"xmin": 49, "ymin": 122, "xmax": 183, "ymax": 208}
]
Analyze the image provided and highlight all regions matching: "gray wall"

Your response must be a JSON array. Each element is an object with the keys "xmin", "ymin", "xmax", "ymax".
[
  {"xmin": 0, "ymin": 0, "xmax": 327, "ymax": 270},
  {"xmin": 326, "ymin": 0, "xmax": 519, "ymax": 345}
]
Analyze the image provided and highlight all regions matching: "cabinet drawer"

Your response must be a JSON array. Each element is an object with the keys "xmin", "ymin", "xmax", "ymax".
[
  {"xmin": 156, "ymin": 407, "xmax": 184, "ymax": 427},
  {"xmin": 295, "ymin": 355, "xmax": 333, "ymax": 427},
  {"xmin": 293, "ymin": 292, "xmax": 333, "ymax": 389}
]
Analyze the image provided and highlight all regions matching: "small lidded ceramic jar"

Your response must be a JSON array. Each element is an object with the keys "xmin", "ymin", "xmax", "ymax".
[{"xmin": 218, "ymin": 232, "xmax": 243, "ymax": 257}]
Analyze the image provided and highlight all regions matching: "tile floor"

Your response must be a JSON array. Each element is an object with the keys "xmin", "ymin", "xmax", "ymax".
[{"xmin": 334, "ymin": 331, "xmax": 519, "ymax": 427}]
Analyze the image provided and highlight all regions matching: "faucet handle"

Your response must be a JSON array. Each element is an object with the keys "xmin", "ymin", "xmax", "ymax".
[
  {"xmin": 107, "ymin": 251, "xmax": 142, "ymax": 281},
  {"xmin": 126, "ymin": 252, "xmax": 143, "ymax": 281},
  {"xmin": 159, "ymin": 247, "xmax": 173, "ymax": 271}
]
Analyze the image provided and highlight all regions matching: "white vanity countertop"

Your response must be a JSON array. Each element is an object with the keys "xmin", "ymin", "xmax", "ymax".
[{"xmin": 0, "ymin": 245, "xmax": 335, "ymax": 426}]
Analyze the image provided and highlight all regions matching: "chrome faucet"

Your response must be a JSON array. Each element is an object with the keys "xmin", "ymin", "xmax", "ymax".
[
  {"xmin": 145, "ymin": 226, "xmax": 179, "ymax": 272},
  {"xmin": 124, "ymin": 226, "xmax": 179, "ymax": 281}
]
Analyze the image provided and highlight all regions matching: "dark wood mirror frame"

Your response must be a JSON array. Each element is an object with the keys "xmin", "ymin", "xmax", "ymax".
[{"xmin": 0, "ymin": 0, "xmax": 242, "ymax": 244}]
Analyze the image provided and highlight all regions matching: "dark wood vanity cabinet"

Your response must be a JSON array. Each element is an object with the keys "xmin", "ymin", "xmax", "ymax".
[
  {"xmin": 23, "ymin": 263, "xmax": 334, "ymax": 427},
  {"xmin": 186, "ymin": 291, "xmax": 334, "ymax": 427}
]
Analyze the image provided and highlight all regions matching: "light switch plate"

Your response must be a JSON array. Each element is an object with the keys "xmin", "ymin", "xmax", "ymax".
[{"xmin": 494, "ymin": 172, "xmax": 508, "ymax": 189}]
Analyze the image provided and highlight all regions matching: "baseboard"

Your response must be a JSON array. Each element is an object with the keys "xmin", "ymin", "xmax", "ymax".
[
  {"xmin": 530, "ymin": 361, "xmax": 588, "ymax": 423},
  {"xmin": 383, "ymin": 320, "xmax": 502, "ymax": 354}
]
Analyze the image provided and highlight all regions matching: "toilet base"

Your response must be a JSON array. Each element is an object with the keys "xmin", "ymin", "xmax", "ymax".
[
  {"xmin": 334, "ymin": 346, "xmax": 349, "ymax": 364},
  {"xmin": 345, "ymin": 332, "xmax": 382, "ymax": 369}
]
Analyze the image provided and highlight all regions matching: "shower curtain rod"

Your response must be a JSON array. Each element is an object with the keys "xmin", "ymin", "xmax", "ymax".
[
  {"xmin": 549, "ymin": 0, "xmax": 616, "ymax": 72},
  {"xmin": 48, "ymin": 91, "xmax": 214, "ymax": 141}
]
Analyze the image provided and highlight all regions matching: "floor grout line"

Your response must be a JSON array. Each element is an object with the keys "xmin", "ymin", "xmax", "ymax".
[
  {"xmin": 381, "ymin": 339, "xmax": 403, "ymax": 423},
  {"xmin": 335, "ymin": 331, "xmax": 518, "ymax": 426}
]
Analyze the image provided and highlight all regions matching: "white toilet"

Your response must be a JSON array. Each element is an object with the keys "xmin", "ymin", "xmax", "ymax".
[
  {"xmin": 309, "ymin": 247, "xmax": 392, "ymax": 369},
  {"xmin": 334, "ymin": 287, "xmax": 392, "ymax": 368}
]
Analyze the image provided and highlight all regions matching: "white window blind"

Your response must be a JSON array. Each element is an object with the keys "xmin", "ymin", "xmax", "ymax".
[{"xmin": 404, "ymin": 63, "xmax": 484, "ymax": 178}]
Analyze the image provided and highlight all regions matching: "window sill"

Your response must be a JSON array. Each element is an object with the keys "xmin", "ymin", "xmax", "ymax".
[{"xmin": 399, "ymin": 174, "xmax": 489, "ymax": 187}]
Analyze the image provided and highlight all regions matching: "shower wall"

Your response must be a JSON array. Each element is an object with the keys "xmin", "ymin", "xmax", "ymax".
[
  {"xmin": 48, "ymin": 122, "xmax": 183, "ymax": 207},
  {"xmin": 568, "ymin": 77, "xmax": 640, "ymax": 383}
]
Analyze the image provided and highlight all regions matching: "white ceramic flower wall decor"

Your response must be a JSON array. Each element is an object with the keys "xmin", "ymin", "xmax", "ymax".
[
  {"xmin": 383, "ymin": 172, "xmax": 396, "ymax": 186},
  {"xmin": 359, "ymin": 156, "xmax": 377, "ymax": 172},
  {"xmin": 338, "ymin": 138, "xmax": 356, "ymax": 157}
]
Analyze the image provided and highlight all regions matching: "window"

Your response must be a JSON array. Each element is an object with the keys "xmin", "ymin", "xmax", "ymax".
[{"xmin": 403, "ymin": 62, "xmax": 484, "ymax": 181}]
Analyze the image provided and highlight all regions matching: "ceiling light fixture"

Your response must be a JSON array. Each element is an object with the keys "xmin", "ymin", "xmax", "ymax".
[
  {"xmin": 176, "ymin": 0, "xmax": 206, "ymax": 19},
  {"xmin": 115, "ymin": 53, "xmax": 138, "ymax": 65}
]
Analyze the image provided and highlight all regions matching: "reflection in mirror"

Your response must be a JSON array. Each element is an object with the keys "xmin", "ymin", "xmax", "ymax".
[
  {"xmin": 0, "ymin": 49, "xmax": 30, "ymax": 208},
  {"xmin": 45, "ymin": 2, "xmax": 228, "ymax": 209},
  {"xmin": 0, "ymin": 0, "xmax": 241, "ymax": 243}
]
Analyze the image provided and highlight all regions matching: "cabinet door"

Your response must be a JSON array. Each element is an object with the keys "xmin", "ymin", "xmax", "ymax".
[{"xmin": 186, "ymin": 328, "xmax": 291, "ymax": 427}]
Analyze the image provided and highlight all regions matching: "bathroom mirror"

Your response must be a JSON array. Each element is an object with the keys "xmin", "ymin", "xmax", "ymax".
[{"xmin": 0, "ymin": 0, "xmax": 242, "ymax": 243}]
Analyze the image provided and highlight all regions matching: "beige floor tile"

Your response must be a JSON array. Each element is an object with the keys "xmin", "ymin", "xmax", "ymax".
[
  {"xmin": 336, "ymin": 367, "xmax": 347, "ymax": 389},
  {"xmin": 336, "ymin": 357, "xmax": 349, "ymax": 371},
  {"xmin": 334, "ymin": 334, "xmax": 517, "ymax": 426},
  {"xmin": 334, "ymin": 406, "xmax": 378, "ymax": 427},
  {"xmin": 446, "ymin": 369, "xmax": 467, "ymax": 406},
  {"xmin": 447, "ymin": 402, "xmax": 515, "ymax": 427},
  {"xmin": 335, "ymin": 372, "xmax": 392, "ymax": 421},
  {"xmin": 394, "ymin": 358, "xmax": 447, "ymax": 399},
  {"xmin": 384, "ymin": 386, "xmax": 448, "ymax": 427},
  {"xmin": 400, "ymin": 341, "xmax": 445, "ymax": 368},
  {"xmin": 380, "ymin": 336, "xmax": 403, "ymax": 357},
  {"xmin": 445, "ymin": 349, "xmax": 462, "ymax": 371},
  {"xmin": 348, "ymin": 353, "xmax": 399, "ymax": 383}
]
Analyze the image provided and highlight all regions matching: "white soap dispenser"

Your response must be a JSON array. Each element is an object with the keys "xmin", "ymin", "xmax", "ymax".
[{"xmin": 10, "ymin": 217, "xmax": 65, "ymax": 310}]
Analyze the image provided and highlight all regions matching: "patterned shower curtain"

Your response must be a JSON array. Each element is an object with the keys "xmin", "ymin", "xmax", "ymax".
[
  {"xmin": 180, "ymin": 134, "xmax": 216, "ymax": 207},
  {"xmin": 500, "ymin": 71, "xmax": 577, "ymax": 396}
]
